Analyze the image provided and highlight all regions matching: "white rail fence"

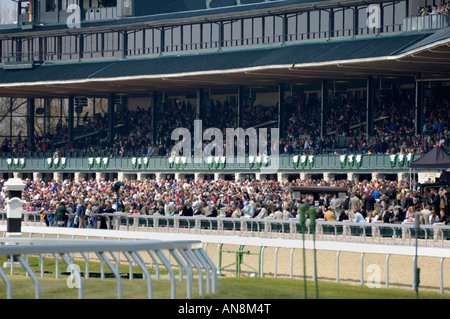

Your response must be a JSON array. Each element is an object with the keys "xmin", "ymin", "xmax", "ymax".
[
  {"xmin": 0, "ymin": 237, "xmax": 217, "ymax": 299},
  {"xmin": 11, "ymin": 211, "xmax": 450, "ymax": 248},
  {"xmin": 2, "ymin": 210, "xmax": 450, "ymax": 295}
]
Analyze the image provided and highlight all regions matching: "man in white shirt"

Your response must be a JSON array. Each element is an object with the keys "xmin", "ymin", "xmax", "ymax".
[
  {"xmin": 421, "ymin": 205, "xmax": 432, "ymax": 224},
  {"xmin": 353, "ymin": 208, "xmax": 366, "ymax": 223}
]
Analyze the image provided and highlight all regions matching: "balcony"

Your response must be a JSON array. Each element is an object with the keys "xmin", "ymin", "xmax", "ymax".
[{"xmin": 403, "ymin": 13, "xmax": 449, "ymax": 32}]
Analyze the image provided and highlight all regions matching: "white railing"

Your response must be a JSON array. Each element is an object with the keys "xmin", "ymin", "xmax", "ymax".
[
  {"xmin": 0, "ymin": 237, "xmax": 217, "ymax": 299},
  {"xmin": 10, "ymin": 211, "xmax": 450, "ymax": 249},
  {"xmin": 403, "ymin": 13, "xmax": 449, "ymax": 32}
]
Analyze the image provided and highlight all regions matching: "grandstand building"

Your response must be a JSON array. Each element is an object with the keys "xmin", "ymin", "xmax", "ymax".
[{"xmin": 0, "ymin": 0, "xmax": 449, "ymax": 183}]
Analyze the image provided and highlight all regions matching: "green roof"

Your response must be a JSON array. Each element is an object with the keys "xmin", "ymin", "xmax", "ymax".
[{"xmin": 0, "ymin": 31, "xmax": 438, "ymax": 85}]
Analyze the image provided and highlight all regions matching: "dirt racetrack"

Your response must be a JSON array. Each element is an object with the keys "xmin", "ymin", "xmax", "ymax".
[{"xmin": 204, "ymin": 243, "xmax": 450, "ymax": 293}]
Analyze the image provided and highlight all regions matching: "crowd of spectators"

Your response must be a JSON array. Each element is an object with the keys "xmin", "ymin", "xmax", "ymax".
[
  {"xmin": 5, "ymin": 174, "xmax": 448, "ymax": 228},
  {"xmin": 417, "ymin": 1, "xmax": 450, "ymax": 15},
  {"xmin": 0, "ymin": 87, "xmax": 448, "ymax": 159}
]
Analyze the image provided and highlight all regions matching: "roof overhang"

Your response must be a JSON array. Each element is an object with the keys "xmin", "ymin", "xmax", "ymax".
[{"xmin": 1, "ymin": 30, "xmax": 449, "ymax": 98}]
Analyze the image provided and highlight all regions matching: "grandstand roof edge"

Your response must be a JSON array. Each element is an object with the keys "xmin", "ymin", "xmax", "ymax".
[
  {"xmin": 0, "ymin": 30, "xmax": 448, "ymax": 97},
  {"xmin": 0, "ymin": 0, "xmax": 391, "ymax": 37}
]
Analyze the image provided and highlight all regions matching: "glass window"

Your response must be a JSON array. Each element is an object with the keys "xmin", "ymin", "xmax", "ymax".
[{"xmin": 46, "ymin": 0, "xmax": 56, "ymax": 12}]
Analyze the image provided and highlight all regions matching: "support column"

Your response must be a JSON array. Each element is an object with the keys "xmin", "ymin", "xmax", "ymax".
[
  {"xmin": 96, "ymin": 172, "xmax": 106, "ymax": 181},
  {"xmin": 237, "ymin": 85, "xmax": 244, "ymax": 128},
  {"xmin": 53, "ymin": 172, "xmax": 63, "ymax": 182},
  {"xmin": 278, "ymin": 83, "xmax": 286, "ymax": 139},
  {"xmin": 155, "ymin": 173, "xmax": 163, "ymax": 183},
  {"xmin": 33, "ymin": 172, "xmax": 42, "ymax": 182},
  {"xmin": 277, "ymin": 172, "xmax": 288, "ymax": 183},
  {"xmin": 74, "ymin": 172, "xmax": 85, "ymax": 183},
  {"xmin": 214, "ymin": 173, "xmax": 224, "ymax": 181},
  {"xmin": 300, "ymin": 173, "xmax": 312, "ymax": 181},
  {"xmin": 68, "ymin": 96, "xmax": 74, "ymax": 146},
  {"xmin": 321, "ymin": 79, "xmax": 328, "ymax": 138},
  {"xmin": 196, "ymin": 88, "xmax": 205, "ymax": 120},
  {"xmin": 255, "ymin": 173, "xmax": 267, "ymax": 181},
  {"xmin": 12, "ymin": 172, "xmax": 23, "ymax": 180},
  {"xmin": 194, "ymin": 173, "xmax": 205, "ymax": 183},
  {"xmin": 108, "ymin": 93, "xmax": 115, "ymax": 146},
  {"xmin": 347, "ymin": 172, "xmax": 360, "ymax": 182},
  {"xmin": 353, "ymin": 6, "xmax": 359, "ymax": 36},
  {"xmin": 328, "ymin": 8, "xmax": 335, "ymax": 38},
  {"xmin": 323, "ymin": 172, "xmax": 335, "ymax": 182},
  {"xmin": 151, "ymin": 91, "xmax": 157, "ymax": 144},
  {"xmin": 366, "ymin": 76, "xmax": 375, "ymax": 139},
  {"xmin": 397, "ymin": 172, "xmax": 408, "ymax": 182},
  {"xmin": 174, "ymin": 173, "xmax": 185, "ymax": 182},
  {"xmin": 415, "ymin": 79, "xmax": 423, "ymax": 136},
  {"xmin": 27, "ymin": 98, "xmax": 35, "ymax": 150},
  {"xmin": 371, "ymin": 172, "xmax": 385, "ymax": 182}
]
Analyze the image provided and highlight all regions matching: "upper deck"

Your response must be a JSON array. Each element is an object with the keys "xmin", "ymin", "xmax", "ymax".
[{"xmin": 0, "ymin": 0, "xmax": 447, "ymax": 67}]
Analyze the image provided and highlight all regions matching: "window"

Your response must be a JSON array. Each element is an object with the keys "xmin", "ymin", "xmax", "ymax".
[
  {"xmin": 100, "ymin": 0, "xmax": 117, "ymax": 7},
  {"xmin": 46, "ymin": 0, "xmax": 56, "ymax": 12}
]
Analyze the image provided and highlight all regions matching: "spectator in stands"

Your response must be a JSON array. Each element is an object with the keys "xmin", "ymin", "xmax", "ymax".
[
  {"xmin": 363, "ymin": 191, "xmax": 376, "ymax": 215},
  {"xmin": 55, "ymin": 201, "xmax": 69, "ymax": 227},
  {"xmin": 349, "ymin": 193, "xmax": 361, "ymax": 211},
  {"xmin": 429, "ymin": 209, "xmax": 438, "ymax": 224},
  {"xmin": 352, "ymin": 207, "xmax": 365, "ymax": 223},
  {"xmin": 76, "ymin": 199, "xmax": 87, "ymax": 228},
  {"xmin": 324, "ymin": 207, "xmax": 337, "ymax": 222}
]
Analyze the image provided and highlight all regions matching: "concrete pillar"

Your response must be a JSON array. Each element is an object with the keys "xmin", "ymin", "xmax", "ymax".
[
  {"xmin": 53, "ymin": 172, "xmax": 63, "ymax": 182},
  {"xmin": 68, "ymin": 96, "xmax": 74, "ymax": 145},
  {"xmin": 235, "ymin": 173, "xmax": 243, "ymax": 182},
  {"xmin": 237, "ymin": 85, "xmax": 244, "ymax": 127},
  {"xmin": 323, "ymin": 172, "xmax": 335, "ymax": 183},
  {"xmin": 278, "ymin": 83, "xmax": 286, "ymax": 139},
  {"xmin": 300, "ymin": 173, "xmax": 312, "ymax": 181},
  {"xmin": 366, "ymin": 76, "xmax": 375, "ymax": 138},
  {"xmin": 155, "ymin": 173, "xmax": 163, "ymax": 183},
  {"xmin": 255, "ymin": 173, "xmax": 267, "ymax": 181},
  {"xmin": 214, "ymin": 173, "xmax": 224, "ymax": 181},
  {"xmin": 96, "ymin": 172, "xmax": 106, "ymax": 181},
  {"xmin": 33, "ymin": 172, "xmax": 43, "ymax": 182},
  {"xmin": 194, "ymin": 173, "xmax": 205, "ymax": 183},
  {"xmin": 397, "ymin": 172, "xmax": 408, "ymax": 182},
  {"xmin": 371, "ymin": 172, "xmax": 385, "ymax": 182},
  {"xmin": 27, "ymin": 99, "xmax": 35, "ymax": 150},
  {"xmin": 174, "ymin": 173, "xmax": 184, "ymax": 182},
  {"xmin": 321, "ymin": 79, "xmax": 328, "ymax": 138},
  {"xmin": 108, "ymin": 93, "xmax": 115, "ymax": 146},
  {"xmin": 347, "ymin": 172, "xmax": 359, "ymax": 182},
  {"xmin": 74, "ymin": 172, "xmax": 85, "ymax": 183},
  {"xmin": 415, "ymin": 79, "xmax": 424, "ymax": 136},
  {"xmin": 12, "ymin": 172, "xmax": 23, "ymax": 179},
  {"xmin": 277, "ymin": 172, "xmax": 288, "ymax": 183},
  {"xmin": 117, "ymin": 172, "xmax": 125, "ymax": 181}
]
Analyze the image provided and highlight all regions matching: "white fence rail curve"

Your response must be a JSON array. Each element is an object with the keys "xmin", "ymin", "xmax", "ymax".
[{"xmin": 0, "ymin": 237, "xmax": 217, "ymax": 299}]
